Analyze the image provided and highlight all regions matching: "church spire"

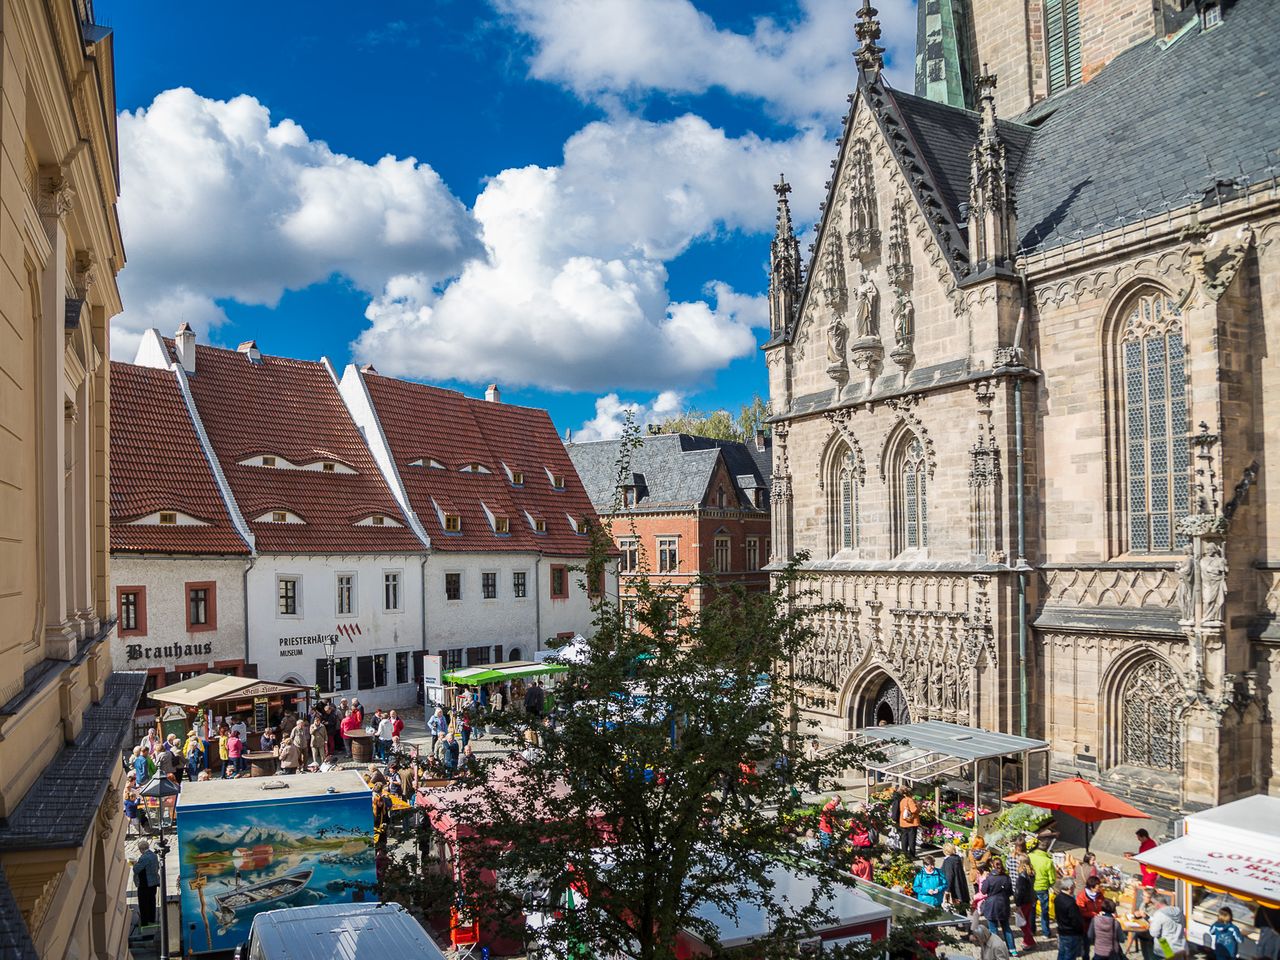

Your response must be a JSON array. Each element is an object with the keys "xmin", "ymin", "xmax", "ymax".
[
  {"xmin": 914, "ymin": 0, "xmax": 976, "ymax": 108},
  {"xmin": 854, "ymin": 0, "xmax": 885, "ymax": 80},
  {"xmin": 967, "ymin": 66, "xmax": 1017, "ymax": 270},
  {"xmin": 769, "ymin": 174, "xmax": 801, "ymax": 337}
]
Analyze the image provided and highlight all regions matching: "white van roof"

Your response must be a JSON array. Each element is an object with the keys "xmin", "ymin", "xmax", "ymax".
[{"xmin": 247, "ymin": 902, "xmax": 447, "ymax": 959}]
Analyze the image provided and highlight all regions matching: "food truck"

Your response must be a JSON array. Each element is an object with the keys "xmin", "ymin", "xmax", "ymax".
[
  {"xmin": 176, "ymin": 771, "xmax": 376, "ymax": 955},
  {"xmin": 1135, "ymin": 794, "xmax": 1280, "ymax": 958}
]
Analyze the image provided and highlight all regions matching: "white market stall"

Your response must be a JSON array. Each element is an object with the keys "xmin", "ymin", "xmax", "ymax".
[{"xmin": 1136, "ymin": 794, "xmax": 1280, "ymax": 956}]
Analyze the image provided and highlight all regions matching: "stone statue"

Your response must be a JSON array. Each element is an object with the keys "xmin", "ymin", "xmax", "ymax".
[
  {"xmin": 826, "ymin": 314, "xmax": 849, "ymax": 366},
  {"xmin": 853, "ymin": 270, "xmax": 880, "ymax": 339},
  {"xmin": 1199, "ymin": 541, "xmax": 1228, "ymax": 625},
  {"xmin": 1176, "ymin": 548, "xmax": 1196, "ymax": 624},
  {"xmin": 894, "ymin": 295, "xmax": 914, "ymax": 345}
]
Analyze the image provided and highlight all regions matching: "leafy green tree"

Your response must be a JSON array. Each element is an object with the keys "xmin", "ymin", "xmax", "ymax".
[
  {"xmin": 652, "ymin": 395, "xmax": 769, "ymax": 443},
  {"xmin": 443, "ymin": 416, "xmax": 904, "ymax": 960}
]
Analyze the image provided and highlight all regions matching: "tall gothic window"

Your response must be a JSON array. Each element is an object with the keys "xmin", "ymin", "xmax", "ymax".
[
  {"xmin": 1120, "ymin": 659, "xmax": 1181, "ymax": 771},
  {"xmin": 897, "ymin": 437, "xmax": 928, "ymax": 552},
  {"xmin": 1122, "ymin": 292, "xmax": 1189, "ymax": 553},
  {"xmin": 839, "ymin": 454, "xmax": 859, "ymax": 550}
]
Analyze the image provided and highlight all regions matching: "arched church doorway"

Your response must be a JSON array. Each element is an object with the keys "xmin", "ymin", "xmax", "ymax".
[{"xmin": 865, "ymin": 676, "xmax": 910, "ymax": 727}]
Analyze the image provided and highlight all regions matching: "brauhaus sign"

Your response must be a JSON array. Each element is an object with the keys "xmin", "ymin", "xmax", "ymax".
[
  {"xmin": 277, "ymin": 633, "xmax": 340, "ymax": 657},
  {"xmin": 125, "ymin": 641, "xmax": 214, "ymax": 664}
]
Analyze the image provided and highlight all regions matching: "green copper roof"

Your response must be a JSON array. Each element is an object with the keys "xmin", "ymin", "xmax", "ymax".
[{"xmin": 914, "ymin": 0, "xmax": 975, "ymax": 109}]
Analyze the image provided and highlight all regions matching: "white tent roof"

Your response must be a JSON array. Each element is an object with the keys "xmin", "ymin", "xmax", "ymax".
[{"xmin": 1136, "ymin": 795, "xmax": 1280, "ymax": 908}]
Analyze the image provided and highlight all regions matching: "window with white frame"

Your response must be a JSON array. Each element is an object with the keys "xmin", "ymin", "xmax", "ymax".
[
  {"xmin": 383, "ymin": 571, "xmax": 402, "ymax": 612},
  {"xmin": 336, "ymin": 573, "xmax": 356, "ymax": 616},
  {"xmin": 619, "ymin": 539, "xmax": 639, "ymax": 573},
  {"xmin": 278, "ymin": 576, "xmax": 300, "ymax": 617},
  {"xmin": 657, "ymin": 537, "xmax": 678, "ymax": 573},
  {"xmin": 714, "ymin": 536, "xmax": 731, "ymax": 573}
]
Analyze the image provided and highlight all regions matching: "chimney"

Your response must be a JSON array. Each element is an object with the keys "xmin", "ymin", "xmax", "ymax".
[
  {"xmin": 237, "ymin": 340, "xmax": 262, "ymax": 364},
  {"xmin": 175, "ymin": 322, "xmax": 196, "ymax": 373},
  {"xmin": 485, "ymin": 383, "xmax": 501, "ymax": 403},
  {"xmin": 754, "ymin": 427, "xmax": 767, "ymax": 452}
]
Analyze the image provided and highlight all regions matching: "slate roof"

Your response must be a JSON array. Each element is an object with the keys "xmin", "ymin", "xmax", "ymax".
[
  {"xmin": 568, "ymin": 434, "xmax": 772, "ymax": 515},
  {"xmin": 109, "ymin": 362, "xmax": 250, "ymax": 555},
  {"xmin": 1013, "ymin": 0, "xmax": 1280, "ymax": 251},
  {"xmin": 886, "ymin": 87, "xmax": 1034, "ymax": 234},
  {"xmin": 361, "ymin": 373, "xmax": 600, "ymax": 556},
  {"xmin": 0, "ymin": 865, "xmax": 37, "ymax": 959},
  {"xmin": 0, "ymin": 671, "xmax": 145, "ymax": 851},
  {"xmin": 176, "ymin": 343, "xmax": 421, "ymax": 554}
]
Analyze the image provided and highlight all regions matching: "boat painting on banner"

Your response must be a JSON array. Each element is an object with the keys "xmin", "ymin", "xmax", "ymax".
[{"xmin": 176, "ymin": 771, "xmax": 376, "ymax": 954}]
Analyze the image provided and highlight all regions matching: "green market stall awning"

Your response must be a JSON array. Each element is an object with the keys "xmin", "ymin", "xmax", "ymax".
[{"xmin": 443, "ymin": 660, "xmax": 570, "ymax": 686}]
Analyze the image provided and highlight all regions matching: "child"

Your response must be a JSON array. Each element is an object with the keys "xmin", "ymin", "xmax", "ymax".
[{"xmin": 1209, "ymin": 908, "xmax": 1244, "ymax": 960}]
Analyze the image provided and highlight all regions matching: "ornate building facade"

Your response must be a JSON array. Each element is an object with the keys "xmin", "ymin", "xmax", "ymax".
[
  {"xmin": 0, "ymin": 0, "xmax": 143, "ymax": 955},
  {"xmin": 767, "ymin": 0, "xmax": 1277, "ymax": 812}
]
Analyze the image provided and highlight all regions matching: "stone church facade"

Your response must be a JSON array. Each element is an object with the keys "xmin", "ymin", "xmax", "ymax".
[{"xmin": 766, "ymin": 0, "xmax": 1279, "ymax": 812}]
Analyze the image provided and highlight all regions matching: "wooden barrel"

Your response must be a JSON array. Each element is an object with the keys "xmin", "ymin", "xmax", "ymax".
[
  {"xmin": 245, "ymin": 751, "xmax": 278, "ymax": 777},
  {"xmin": 348, "ymin": 731, "xmax": 374, "ymax": 763}
]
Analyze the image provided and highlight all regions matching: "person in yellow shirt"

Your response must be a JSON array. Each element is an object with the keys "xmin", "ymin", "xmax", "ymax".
[{"xmin": 183, "ymin": 729, "xmax": 206, "ymax": 781}]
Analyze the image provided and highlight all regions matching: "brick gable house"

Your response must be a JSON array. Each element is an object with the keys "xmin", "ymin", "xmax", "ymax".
[{"xmin": 568, "ymin": 433, "xmax": 771, "ymax": 619}]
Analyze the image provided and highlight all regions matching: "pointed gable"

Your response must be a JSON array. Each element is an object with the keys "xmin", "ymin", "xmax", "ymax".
[
  {"xmin": 177, "ymin": 343, "xmax": 421, "ymax": 554},
  {"xmin": 109, "ymin": 362, "xmax": 249, "ymax": 555}
]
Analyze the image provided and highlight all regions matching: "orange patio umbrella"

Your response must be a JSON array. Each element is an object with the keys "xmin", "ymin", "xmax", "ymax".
[{"xmin": 1004, "ymin": 777, "xmax": 1149, "ymax": 851}]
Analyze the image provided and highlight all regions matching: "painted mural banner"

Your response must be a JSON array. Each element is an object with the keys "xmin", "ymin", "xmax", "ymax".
[{"xmin": 176, "ymin": 770, "xmax": 376, "ymax": 954}]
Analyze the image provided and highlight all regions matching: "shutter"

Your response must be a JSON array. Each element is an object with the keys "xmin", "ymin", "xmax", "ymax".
[
  {"xmin": 357, "ymin": 655, "xmax": 374, "ymax": 690},
  {"xmin": 1046, "ymin": 0, "xmax": 1067, "ymax": 93},
  {"xmin": 315, "ymin": 659, "xmax": 327, "ymax": 690},
  {"xmin": 493, "ymin": 645, "xmax": 503, "ymax": 665},
  {"xmin": 1063, "ymin": 0, "xmax": 1082, "ymax": 86}
]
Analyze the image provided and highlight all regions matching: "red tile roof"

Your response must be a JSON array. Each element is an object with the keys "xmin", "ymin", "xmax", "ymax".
[
  {"xmin": 176, "ymin": 342, "xmax": 422, "ymax": 554},
  {"xmin": 361, "ymin": 373, "xmax": 599, "ymax": 556},
  {"xmin": 109, "ymin": 362, "xmax": 250, "ymax": 555}
]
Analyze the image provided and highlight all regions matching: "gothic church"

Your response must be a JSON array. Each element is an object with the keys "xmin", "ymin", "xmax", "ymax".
[{"xmin": 766, "ymin": 0, "xmax": 1278, "ymax": 812}]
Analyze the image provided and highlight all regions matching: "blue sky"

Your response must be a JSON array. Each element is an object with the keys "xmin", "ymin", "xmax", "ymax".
[{"xmin": 102, "ymin": 0, "xmax": 914, "ymax": 438}]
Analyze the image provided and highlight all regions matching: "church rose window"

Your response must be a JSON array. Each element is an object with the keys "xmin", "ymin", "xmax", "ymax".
[
  {"xmin": 899, "ymin": 437, "xmax": 928, "ymax": 552},
  {"xmin": 1120, "ymin": 658, "xmax": 1181, "ymax": 771},
  {"xmin": 1122, "ymin": 293, "xmax": 1188, "ymax": 553}
]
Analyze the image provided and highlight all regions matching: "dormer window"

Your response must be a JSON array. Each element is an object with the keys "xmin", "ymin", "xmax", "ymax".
[
  {"xmin": 459, "ymin": 462, "xmax": 491, "ymax": 474},
  {"xmin": 354, "ymin": 513, "xmax": 403, "ymax": 527},
  {"xmin": 512, "ymin": 471, "xmax": 524, "ymax": 486},
  {"xmin": 129, "ymin": 509, "xmax": 209, "ymax": 527},
  {"xmin": 545, "ymin": 467, "xmax": 566, "ymax": 490},
  {"xmin": 262, "ymin": 456, "xmax": 276, "ymax": 467},
  {"xmin": 409, "ymin": 457, "xmax": 446, "ymax": 470},
  {"xmin": 322, "ymin": 462, "xmax": 336, "ymax": 473},
  {"xmin": 495, "ymin": 517, "xmax": 510, "ymax": 534},
  {"xmin": 444, "ymin": 514, "xmax": 461, "ymax": 533},
  {"xmin": 239, "ymin": 454, "xmax": 354, "ymax": 473},
  {"xmin": 1201, "ymin": 1, "xmax": 1221, "ymax": 29},
  {"xmin": 252, "ymin": 509, "xmax": 305, "ymax": 524},
  {"xmin": 535, "ymin": 519, "xmax": 546, "ymax": 533},
  {"xmin": 754, "ymin": 489, "xmax": 765, "ymax": 509}
]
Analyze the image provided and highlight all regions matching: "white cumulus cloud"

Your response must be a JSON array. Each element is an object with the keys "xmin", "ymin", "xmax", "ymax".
[
  {"xmin": 353, "ymin": 114, "xmax": 828, "ymax": 392},
  {"xmin": 112, "ymin": 87, "xmax": 480, "ymax": 360},
  {"xmin": 492, "ymin": 0, "xmax": 917, "ymax": 122},
  {"xmin": 572, "ymin": 390, "xmax": 686, "ymax": 442}
]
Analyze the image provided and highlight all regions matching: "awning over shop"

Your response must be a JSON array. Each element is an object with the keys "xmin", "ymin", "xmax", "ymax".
[
  {"xmin": 149, "ymin": 673, "xmax": 311, "ymax": 708},
  {"xmin": 1136, "ymin": 795, "xmax": 1280, "ymax": 909},
  {"xmin": 853, "ymin": 720, "xmax": 1049, "ymax": 783},
  {"xmin": 442, "ymin": 661, "xmax": 570, "ymax": 686}
]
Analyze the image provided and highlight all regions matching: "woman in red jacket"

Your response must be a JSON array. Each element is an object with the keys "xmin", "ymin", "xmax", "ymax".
[{"xmin": 339, "ymin": 709, "xmax": 363, "ymax": 756}]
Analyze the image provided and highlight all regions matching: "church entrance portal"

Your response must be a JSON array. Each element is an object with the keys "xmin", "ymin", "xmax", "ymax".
[{"xmin": 861, "ymin": 676, "xmax": 910, "ymax": 727}]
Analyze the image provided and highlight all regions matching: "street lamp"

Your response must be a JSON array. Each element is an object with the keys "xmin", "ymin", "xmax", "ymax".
[
  {"xmin": 322, "ymin": 637, "xmax": 337, "ymax": 695},
  {"xmin": 139, "ymin": 775, "xmax": 182, "ymax": 960}
]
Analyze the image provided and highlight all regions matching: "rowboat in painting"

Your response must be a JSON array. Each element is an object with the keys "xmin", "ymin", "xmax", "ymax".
[{"xmin": 213, "ymin": 868, "xmax": 312, "ymax": 917}]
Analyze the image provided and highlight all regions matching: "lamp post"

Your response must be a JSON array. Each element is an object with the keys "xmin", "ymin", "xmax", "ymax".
[
  {"xmin": 139, "ymin": 775, "xmax": 182, "ymax": 960},
  {"xmin": 322, "ymin": 637, "xmax": 337, "ymax": 695}
]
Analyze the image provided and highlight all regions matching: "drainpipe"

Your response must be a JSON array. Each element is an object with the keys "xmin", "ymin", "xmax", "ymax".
[
  {"xmin": 534, "ymin": 559, "xmax": 543, "ymax": 656},
  {"xmin": 242, "ymin": 556, "xmax": 256, "ymax": 670},
  {"xmin": 1012, "ymin": 271, "xmax": 1031, "ymax": 740},
  {"xmin": 420, "ymin": 554, "xmax": 428, "ymax": 688}
]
